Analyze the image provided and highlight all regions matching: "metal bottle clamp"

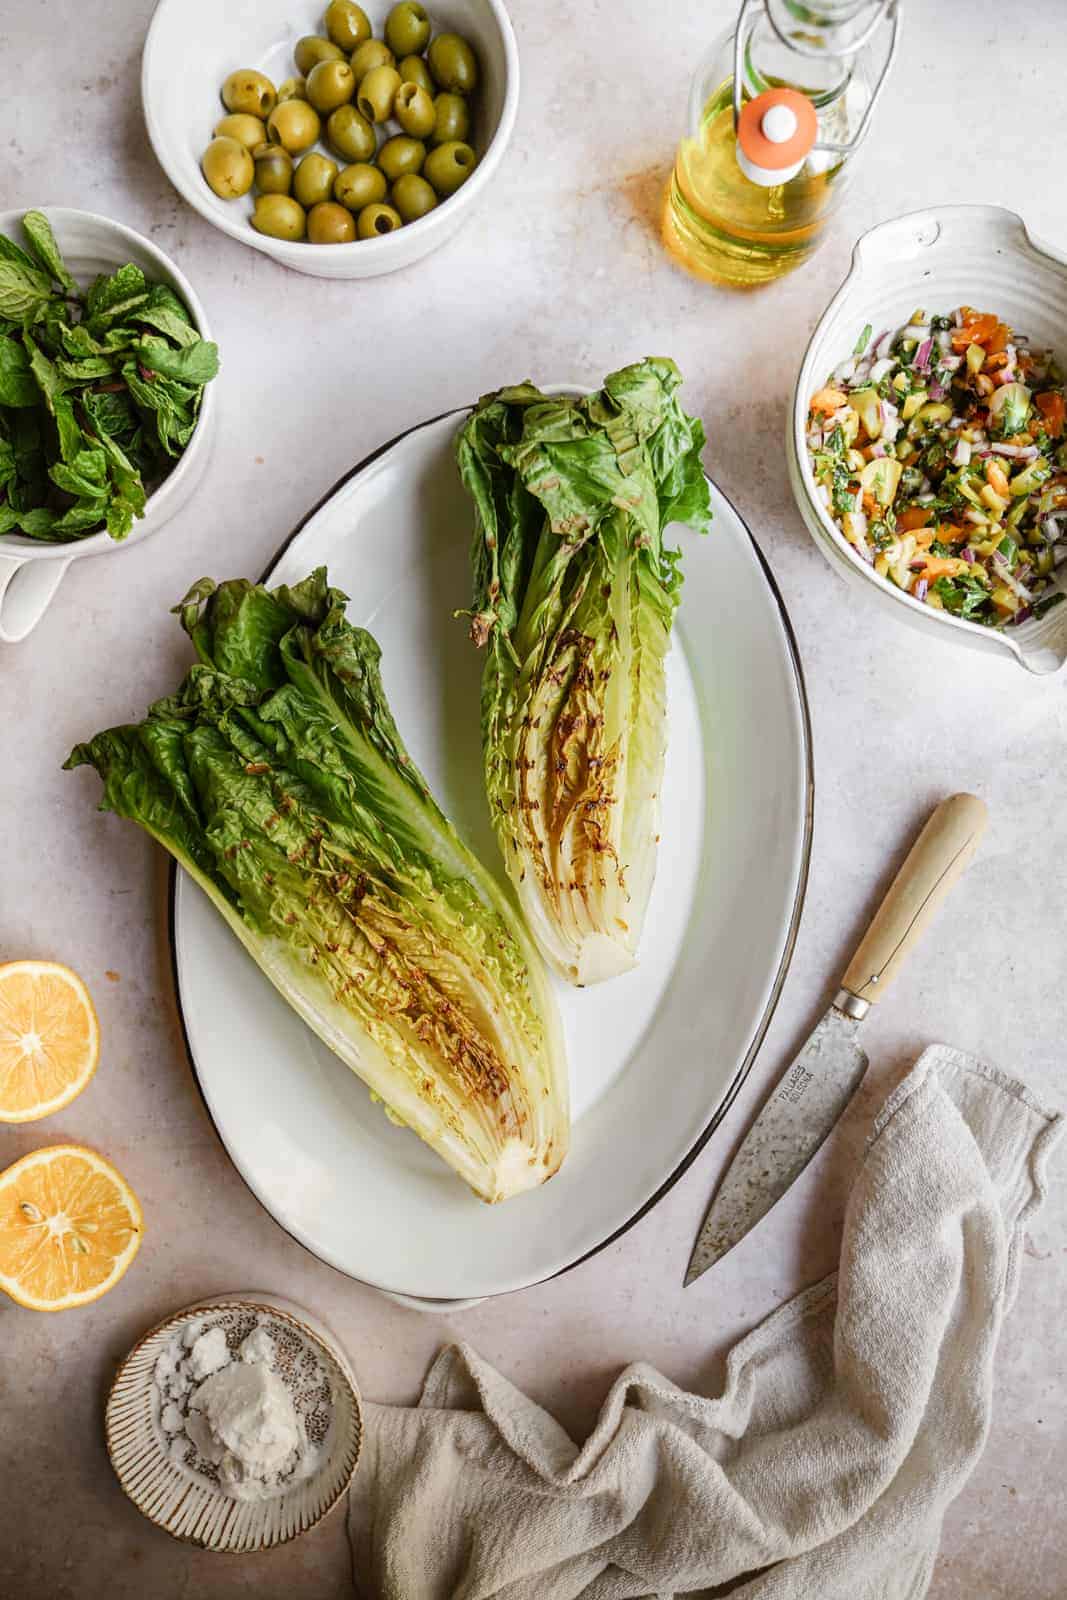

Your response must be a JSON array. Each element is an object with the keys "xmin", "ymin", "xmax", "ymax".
[{"xmin": 731, "ymin": 0, "xmax": 901, "ymax": 155}]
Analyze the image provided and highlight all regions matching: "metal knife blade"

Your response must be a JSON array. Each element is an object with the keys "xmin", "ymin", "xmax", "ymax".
[{"xmin": 685, "ymin": 1005, "xmax": 867, "ymax": 1285}]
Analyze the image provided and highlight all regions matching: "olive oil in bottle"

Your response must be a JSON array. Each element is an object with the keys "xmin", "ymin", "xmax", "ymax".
[{"xmin": 663, "ymin": 0, "xmax": 900, "ymax": 288}]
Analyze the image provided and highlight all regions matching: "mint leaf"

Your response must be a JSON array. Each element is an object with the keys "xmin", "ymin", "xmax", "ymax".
[
  {"xmin": 0, "ymin": 336, "xmax": 39, "ymax": 407},
  {"xmin": 50, "ymin": 447, "xmax": 108, "ymax": 499},
  {"xmin": 21, "ymin": 211, "xmax": 76, "ymax": 294},
  {"xmin": 0, "ymin": 236, "xmax": 53, "ymax": 322},
  {"xmin": 133, "ymin": 335, "xmax": 220, "ymax": 386}
]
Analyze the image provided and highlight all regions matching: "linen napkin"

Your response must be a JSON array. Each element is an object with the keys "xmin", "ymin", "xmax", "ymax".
[{"xmin": 348, "ymin": 1045, "xmax": 1062, "ymax": 1599}]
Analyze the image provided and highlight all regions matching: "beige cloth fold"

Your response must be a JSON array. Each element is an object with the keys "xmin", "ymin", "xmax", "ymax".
[{"xmin": 349, "ymin": 1046, "xmax": 1062, "ymax": 1599}]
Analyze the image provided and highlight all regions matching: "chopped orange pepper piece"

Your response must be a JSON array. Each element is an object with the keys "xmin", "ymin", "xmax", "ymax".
[
  {"xmin": 986, "ymin": 322, "xmax": 1011, "ymax": 355},
  {"xmin": 897, "ymin": 506, "xmax": 934, "ymax": 532},
  {"xmin": 951, "ymin": 313, "xmax": 999, "ymax": 352},
  {"xmin": 985, "ymin": 459, "xmax": 1011, "ymax": 498},
  {"xmin": 1035, "ymin": 391, "xmax": 1066, "ymax": 439},
  {"xmin": 810, "ymin": 387, "xmax": 848, "ymax": 416}
]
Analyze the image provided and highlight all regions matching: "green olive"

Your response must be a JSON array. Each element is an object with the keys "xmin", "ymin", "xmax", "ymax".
[
  {"xmin": 423, "ymin": 139, "xmax": 476, "ymax": 196},
  {"xmin": 221, "ymin": 69, "xmax": 277, "ymax": 118},
  {"xmin": 202, "ymin": 136, "xmax": 254, "ymax": 199},
  {"xmin": 349, "ymin": 38, "xmax": 394, "ymax": 84},
  {"xmin": 427, "ymin": 33, "xmax": 478, "ymax": 94},
  {"xmin": 398, "ymin": 55, "xmax": 434, "ymax": 95},
  {"xmin": 326, "ymin": 103, "xmax": 377, "ymax": 162},
  {"xmin": 357, "ymin": 63, "xmax": 401, "ymax": 123},
  {"xmin": 430, "ymin": 91, "xmax": 470, "ymax": 145},
  {"xmin": 266, "ymin": 99, "xmax": 322, "ymax": 154},
  {"xmin": 293, "ymin": 151, "xmax": 339, "ymax": 206},
  {"xmin": 308, "ymin": 200, "xmax": 356, "ymax": 243},
  {"xmin": 306, "ymin": 58, "xmax": 355, "ymax": 112},
  {"xmin": 385, "ymin": 2, "xmax": 430, "ymax": 57},
  {"xmin": 334, "ymin": 162, "xmax": 388, "ymax": 211},
  {"xmin": 276, "ymin": 76, "xmax": 308, "ymax": 104},
  {"xmin": 213, "ymin": 112, "xmax": 267, "ymax": 151},
  {"xmin": 393, "ymin": 81, "xmax": 434, "ymax": 138},
  {"xmin": 357, "ymin": 202, "xmax": 403, "ymax": 239},
  {"xmin": 251, "ymin": 193, "xmax": 307, "ymax": 240},
  {"xmin": 253, "ymin": 143, "xmax": 293, "ymax": 194},
  {"xmin": 377, "ymin": 134, "xmax": 424, "ymax": 182},
  {"xmin": 391, "ymin": 172, "xmax": 437, "ymax": 222},
  {"xmin": 324, "ymin": 0, "xmax": 371, "ymax": 51},
  {"xmin": 293, "ymin": 35, "xmax": 344, "ymax": 75}
]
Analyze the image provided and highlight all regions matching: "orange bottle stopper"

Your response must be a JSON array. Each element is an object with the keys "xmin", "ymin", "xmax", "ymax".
[{"xmin": 736, "ymin": 87, "xmax": 818, "ymax": 187}]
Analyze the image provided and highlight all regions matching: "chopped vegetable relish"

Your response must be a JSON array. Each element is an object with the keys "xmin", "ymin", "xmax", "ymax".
[{"xmin": 806, "ymin": 307, "xmax": 1067, "ymax": 627}]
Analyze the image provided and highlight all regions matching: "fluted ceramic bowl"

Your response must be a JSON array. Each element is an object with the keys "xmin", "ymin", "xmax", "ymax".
[
  {"xmin": 142, "ymin": 0, "xmax": 518, "ymax": 280},
  {"xmin": 0, "ymin": 207, "xmax": 216, "ymax": 644},
  {"xmin": 789, "ymin": 205, "xmax": 1067, "ymax": 675},
  {"xmin": 105, "ymin": 1293, "xmax": 362, "ymax": 1552}
]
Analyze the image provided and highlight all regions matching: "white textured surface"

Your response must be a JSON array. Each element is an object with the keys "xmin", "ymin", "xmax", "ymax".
[{"xmin": 0, "ymin": 2, "xmax": 1064, "ymax": 1597}]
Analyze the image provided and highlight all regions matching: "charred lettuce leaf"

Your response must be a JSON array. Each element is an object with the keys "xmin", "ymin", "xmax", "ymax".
[
  {"xmin": 457, "ymin": 358, "xmax": 711, "ymax": 986},
  {"xmin": 66, "ymin": 569, "xmax": 568, "ymax": 1204}
]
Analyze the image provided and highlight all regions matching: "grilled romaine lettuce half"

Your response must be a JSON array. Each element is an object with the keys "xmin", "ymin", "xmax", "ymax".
[
  {"xmin": 66, "ymin": 569, "xmax": 568, "ymax": 1203},
  {"xmin": 457, "ymin": 358, "xmax": 711, "ymax": 987}
]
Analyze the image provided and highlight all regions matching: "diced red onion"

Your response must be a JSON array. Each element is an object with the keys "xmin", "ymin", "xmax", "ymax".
[
  {"xmin": 875, "ymin": 330, "xmax": 895, "ymax": 361},
  {"xmin": 870, "ymin": 357, "xmax": 895, "ymax": 383},
  {"xmin": 869, "ymin": 442, "xmax": 887, "ymax": 458},
  {"xmin": 806, "ymin": 430, "xmax": 824, "ymax": 450},
  {"xmin": 994, "ymin": 366, "xmax": 1016, "ymax": 386},
  {"xmin": 953, "ymin": 438, "xmax": 972, "ymax": 466},
  {"xmin": 902, "ymin": 323, "xmax": 930, "ymax": 341},
  {"xmin": 962, "ymin": 546, "xmax": 976, "ymax": 563},
  {"xmin": 1041, "ymin": 513, "xmax": 1064, "ymax": 541},
  {"xmin": 1009, "ymin": 605, "xmax": 1033, "ymax": 625},
  {"xmin": 914, "ymin": 338, "xmax": 933, "ymax": 372},
  {"xmin": 833, "ymin": 357, "xmax": 857, "ymax": 384},
  {"xmin": 908, "ymin": 559, "xmax": 927, "ymax": 572},
  {"xmin": 947, "ymin": 416, "xmax": 965, "ymax": 430},
  {"xmin": 1017, "ymin": 562, "xmax": 1033, "ymax": 585},
  {"xmin": 942, "ymin": 353, "xmax": 962, "ymax": 371},
  {"xmin": 929, "ymin": 379, "xmax": 946, "ymax": 401},
  {"xmin": 989, "ymin": 551, "xmax": 1033, "ymax": 600},
  {"xmin": 853, "ymin": 361, "xmax": 871, "ymax": 385},
  {"xmin": 914, "ymin": 577, "xmax": 929, "ymax": 601},
  {"xmin": 991, "ymin": 442, "xmax": 1039, "ymax": 459},
  {"xmin": 953, "ymin": 308, "xmax": 964, "ymax": 328}
]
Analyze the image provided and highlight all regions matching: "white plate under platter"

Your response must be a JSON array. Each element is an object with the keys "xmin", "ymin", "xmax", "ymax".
[{"xmin": 171, "ymin": 402, "xmax": 813, "ymax": 1303}]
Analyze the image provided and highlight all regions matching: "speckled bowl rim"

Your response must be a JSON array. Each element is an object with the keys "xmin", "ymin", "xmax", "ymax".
[{"xmin": 105, "ymin": 1295, "xmax": 362, "ymax": 1552}]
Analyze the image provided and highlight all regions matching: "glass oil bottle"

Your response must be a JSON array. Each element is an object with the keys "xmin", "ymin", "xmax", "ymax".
[{"xmin": 663, "ymin": 0, "xmax": 900, "ymax": 288}]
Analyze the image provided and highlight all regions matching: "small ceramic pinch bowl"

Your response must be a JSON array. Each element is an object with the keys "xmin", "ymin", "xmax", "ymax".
[
  {"xmin": 105, "ymin": 1294, "xmax": 362, "ymax": 1552},
  {"xmin": 0, "ymin": 207, "xmax": 216, "ymax": 645},
  {"xmin": 789, "ymin": 204, "xmax": 1067, "ymax": 675},
  {"xmin": 142, "ymin": 0, "xmax": 518, "ymax": 280}
]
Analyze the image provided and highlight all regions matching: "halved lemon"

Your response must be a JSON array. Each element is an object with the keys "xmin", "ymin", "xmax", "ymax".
[
  {"xmin": 0, "ymin": 1144, "xmax": 143, "ymax": 1311},
  {"xmin": 0, "ymin": 960, "xmax": 100, "ymax": 1123}
]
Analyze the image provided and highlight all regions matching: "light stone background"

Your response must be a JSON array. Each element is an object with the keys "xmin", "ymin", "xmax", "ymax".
[{"xmin": 1, "ymin": 1, "xmax": 1064, "ymax": 1596}]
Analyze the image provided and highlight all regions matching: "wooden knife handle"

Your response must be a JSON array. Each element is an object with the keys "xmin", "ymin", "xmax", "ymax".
[{"xmin": 840, "ymin": 793, "xmax": 988, "ymax": 1007}]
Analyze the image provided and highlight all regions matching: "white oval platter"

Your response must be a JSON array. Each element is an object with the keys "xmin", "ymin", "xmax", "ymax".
[{"xmin": 171, "ymin": 401, "xmax": 812, "ymax": 1302}]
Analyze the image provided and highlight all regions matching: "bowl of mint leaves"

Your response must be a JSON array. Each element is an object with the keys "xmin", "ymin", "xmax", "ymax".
[{"xmin": 0, "ymin": 208, "xmax": 219, "ymax": 642}]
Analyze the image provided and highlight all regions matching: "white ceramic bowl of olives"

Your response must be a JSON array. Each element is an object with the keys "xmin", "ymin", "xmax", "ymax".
[{"xmin": 142, "ymin": 0, "xmax": 518, "ymax": 279}]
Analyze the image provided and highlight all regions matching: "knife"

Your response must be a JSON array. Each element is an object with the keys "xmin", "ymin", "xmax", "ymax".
[{"xmin": 685, "ymin": 792, "xmax": 988, "ymax": 1286}]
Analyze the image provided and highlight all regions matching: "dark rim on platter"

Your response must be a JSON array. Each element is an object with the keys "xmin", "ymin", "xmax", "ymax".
[{"xmin": 167, "ymin": 407, "xmax": 815, "ymax": 1306}]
